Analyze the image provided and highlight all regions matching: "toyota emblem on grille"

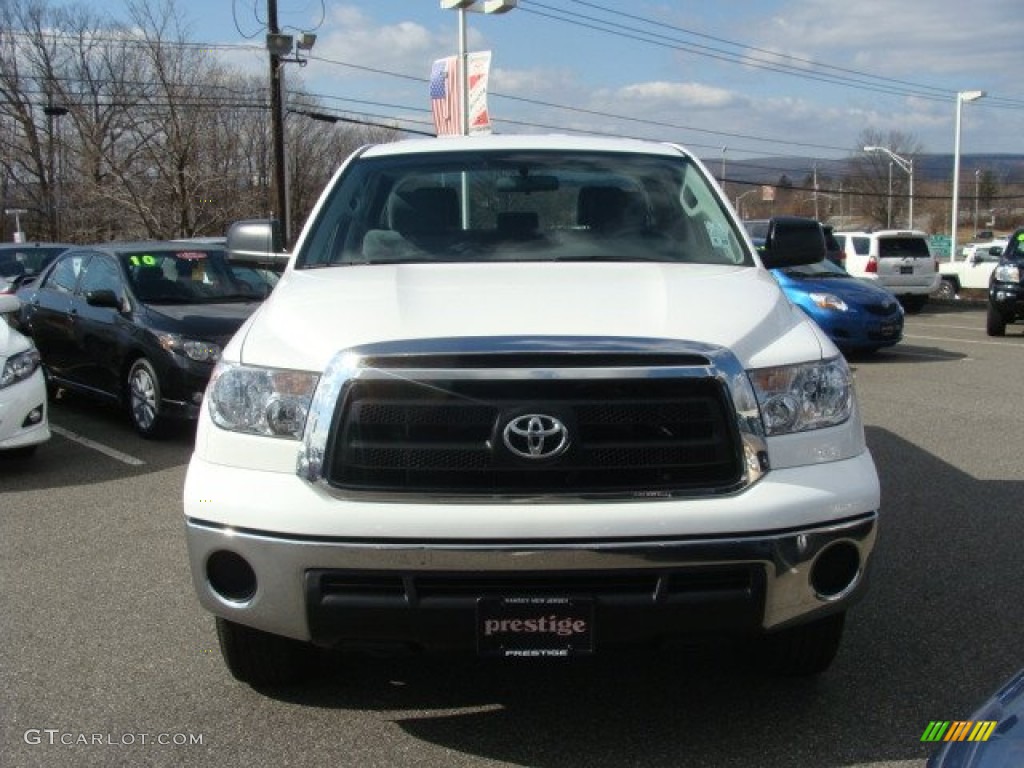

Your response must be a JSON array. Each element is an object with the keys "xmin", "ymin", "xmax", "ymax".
[{"xmin": 502, "ymin": 414, "xmax": 570, "ymax": 460}]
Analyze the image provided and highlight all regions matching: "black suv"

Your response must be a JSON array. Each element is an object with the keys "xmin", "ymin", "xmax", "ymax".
[{"xmin": 986, "ymin": 227, "xmax": 1024, "ymax": 336}]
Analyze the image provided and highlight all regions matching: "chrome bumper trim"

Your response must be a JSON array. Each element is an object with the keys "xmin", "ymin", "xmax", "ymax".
[{"xmin": 185, "ymin": 512, "xmax": 877, "ymax": 642}]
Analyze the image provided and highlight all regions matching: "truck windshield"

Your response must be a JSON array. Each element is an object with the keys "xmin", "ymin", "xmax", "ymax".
[{"xmin": 296, "ymin": 149, "xmax": 751, "ymax": 268}]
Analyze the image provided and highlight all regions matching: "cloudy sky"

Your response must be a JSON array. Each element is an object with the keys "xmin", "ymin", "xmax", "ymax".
[{"xmin": 92, "ymin": 0, "xmax": 1021, "ymax": 162}]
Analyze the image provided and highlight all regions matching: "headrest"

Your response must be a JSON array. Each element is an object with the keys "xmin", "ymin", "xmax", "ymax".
[
  {"xmin": 577, "ymin": 186, "xmax": 646, "ymax": 231},
  {"xmin": 388, "ymin": 187, "xmax": 459, "ymax": 235},
  {"xmin": 134, "ymin": 265, "xmax": 165, "ymax": 284},
  {"xmin": 496, "ymin": 211, "xmax": 539, "ymax": 237}
]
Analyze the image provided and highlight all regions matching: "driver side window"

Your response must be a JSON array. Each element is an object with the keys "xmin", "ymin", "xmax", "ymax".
[{"xmin": 46, "ymin": 253, "xmax": 86, "ymax": 294}]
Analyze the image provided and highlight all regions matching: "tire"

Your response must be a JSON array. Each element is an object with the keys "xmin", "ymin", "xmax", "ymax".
[
  {"xmin": 986, "ymin": 304, "xmax": 1007, "ymax": 336},
  {"xmin": 900, "ymin": 295, "xmax": 927, "ymax": 314},
  {"xmin": 936, "ymin": 279, "xmax": 957, "ymax": 301},
  {"xmin": 42, "ymin": 365, "xmax": 61, "ymax": 401},
  {"xmin": 127, "ymin": 357, "xmax": 164, "ymax": 438},
  {"xmin": 758, "ymin": 611, "xmax": 846, "ymax": 677},
  {"xmin": 215, "ymin": 617, "xmax": 317, "ymax": 687}
]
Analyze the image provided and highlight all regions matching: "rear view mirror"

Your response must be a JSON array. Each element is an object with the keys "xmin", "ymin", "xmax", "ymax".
[
  {"xmin": 226, "ymin": 219, "xmax": 289, "ymax": 271},
  {"xmin": 495, "ymin": 175, "xmax": 560, "ymax": 193}
]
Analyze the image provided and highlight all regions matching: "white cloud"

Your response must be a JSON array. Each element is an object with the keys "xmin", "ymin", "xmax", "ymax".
[{"xmin": 615, "ymin": 81, "xmax": 737, "ymax": 109}]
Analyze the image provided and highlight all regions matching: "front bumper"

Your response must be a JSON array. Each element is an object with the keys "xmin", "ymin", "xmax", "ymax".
[
  {"xmin": 185, "ymin": 510, "xmax": 878, "ymax": 649},
  {"xmin": 989, "ymin": 281, "xmax": 1023, "ymax": 321},
  {"xmin": 816, "ymin": 312, "xmax": 903, "ymax": 350},
  {"xmin": 0, "ymin": 368, "xmax": 50, "ymax": 450},
  {"xmin": 154, "ymin": 354, "xmax": 215, "ymax": 421}
]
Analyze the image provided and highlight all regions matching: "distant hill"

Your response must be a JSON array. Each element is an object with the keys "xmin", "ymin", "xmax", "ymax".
[{"xmin": 714, "ymin": 154, "xmax": 1024, "ymax": 187}]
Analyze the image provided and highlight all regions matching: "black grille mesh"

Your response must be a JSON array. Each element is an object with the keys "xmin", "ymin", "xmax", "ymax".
[{"xmin": 325, "ymin": 375, "xmax": 743, "ymax": 495}]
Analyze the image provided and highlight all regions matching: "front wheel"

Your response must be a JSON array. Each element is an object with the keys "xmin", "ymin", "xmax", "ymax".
[
  {"xmin": 127, "ymin": 357, "xmax": 164, "ymax": 438},
  {"xmin": 936, "ymin": 279, "xmax": 957, "ymax": 301},
  {"xmin": 216, "ymin": 618, "xmax": 317, "ymax": 687},
  {"xmin": 986, "ymin": 304, "xmax": 1007, "ymax": 336},
  {"xmin": 758, "ymin": 612, "xmax": 846, "ymax": 677}
]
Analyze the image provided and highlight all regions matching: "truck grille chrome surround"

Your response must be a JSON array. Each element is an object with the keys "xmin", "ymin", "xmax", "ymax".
[{"xmin": 296, "ymin": 336, "xmax": 768, "ymax": 502}]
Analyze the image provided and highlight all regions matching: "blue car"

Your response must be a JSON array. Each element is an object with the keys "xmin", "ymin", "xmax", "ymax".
[
  {"xmin": 927, "ymin": 668, "xmax": 1024, "ymax": 767},
  {"xmin": 771, "ymin": 255, "xmax": 904, "ymax": 354}
]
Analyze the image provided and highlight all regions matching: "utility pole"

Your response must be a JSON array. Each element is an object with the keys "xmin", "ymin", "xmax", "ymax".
[
  {"xmin": 813, "ymin": 163, "xmax": 819, "ymax": 220},
  {"xmin": 268, "ymin": 0, "xmax": 289, "ymax": 246}
]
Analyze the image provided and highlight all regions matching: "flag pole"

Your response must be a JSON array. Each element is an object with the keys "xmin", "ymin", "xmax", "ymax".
[{"xmin": 458, "ymin": 9, "xmax": 469, "ymax": 137}]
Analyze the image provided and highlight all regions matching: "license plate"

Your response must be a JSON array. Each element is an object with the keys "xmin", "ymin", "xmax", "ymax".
[
  {"xmin": 879, "ymin": 323, "xmax": 898, "ymax": 337},
  {"xmin": 900, "ymin": 265, "xmax": 914, "ymax": 274},
  {"xmin": 477, "ymin": 597, "xmax": 594, "ymax": 657}
]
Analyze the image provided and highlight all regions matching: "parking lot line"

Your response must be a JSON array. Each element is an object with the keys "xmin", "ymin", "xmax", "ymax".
[
  {"xmin": 51, "ymin": 425, "xmax": 146, "ymax": 466},
  {"xmin": 904, "ymin": 333, "xmax": 1024, "ymax": 349}
]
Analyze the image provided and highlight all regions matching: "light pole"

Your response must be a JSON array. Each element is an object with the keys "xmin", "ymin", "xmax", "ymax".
[
  {"xmin": 734, "ymin": 189, "xmax": 758, "ymax": 219},
  {"xmin": 440, "ymin": 0, "xmax": 517, "ymax": 137},
  {"xmin": 887, "ymin": 161, "xmax": 892, "ymax": 228},
  {"xmin": 951, "ymin": 89, "xmax": 986, "ymax": 261},
  {"xmin": 5, "ymin": 208, "xmax": 28, "ymax": 242},
  {"xmin": 974, "ymin": 169, "xmax": 980, "ymax": 236},
  {"xmin": 864, "ymin": 145, "xmax": 914, "ymax": 229},
  {"xmin": 44, "ymin": 102, "xmax": 68, "ymax": 240}
]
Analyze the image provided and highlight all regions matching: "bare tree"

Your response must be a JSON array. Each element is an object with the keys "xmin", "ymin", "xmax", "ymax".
[
  {"xmin": 0, "ymin": 0, "xmax": 404, "ymax": 244},
  {"xmin": 0, "ymin": 0, "xmax": 70, "ymax": 239},
  {"xmin": 847, "ymin": 128, "xmax": 923, "ymax": 229}
]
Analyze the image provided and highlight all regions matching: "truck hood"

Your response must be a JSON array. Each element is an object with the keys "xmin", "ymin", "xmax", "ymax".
[{"xmin": 233, "ymin": 262, "xmax": 829, "ymax": 371}]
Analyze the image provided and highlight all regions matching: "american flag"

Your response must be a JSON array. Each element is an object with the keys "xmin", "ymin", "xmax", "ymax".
[{"xmin": 430, "ymin": 56, "xmax": 462, "ymax": 136}]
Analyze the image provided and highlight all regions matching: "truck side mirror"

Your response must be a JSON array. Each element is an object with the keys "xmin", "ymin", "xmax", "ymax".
[
  {"xmin": 759, "ymin": 216, "xmax": 826, "ymax": 268},
  {"xmin": 226, "ymin": 219, "xmax": 289, "ymax": 272}
]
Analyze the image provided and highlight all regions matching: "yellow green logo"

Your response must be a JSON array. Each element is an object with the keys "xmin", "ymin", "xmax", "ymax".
[{"xmin": 921, "ymin": 721, "xmax": 998, "ymax": 742}]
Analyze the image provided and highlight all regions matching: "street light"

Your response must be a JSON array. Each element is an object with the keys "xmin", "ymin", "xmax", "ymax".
[
  {"xmin": 951, "ymin": 89, "xmax": 986, "ymax": 261},
  {"xmin": 734, "ymin": 188, "xmax": 758, "ymax": 218},
  {"xmin": 440, "ymin": 0, "xmax": 516, "ymax": 137},
  {"xmin": 4, "ymin": 208, "xmax": 28, "ymax": 242},
  {"xmin": 974, "ymin": 169, "xmax": 981, "ymax": 235},
  {"xmin": 864, "ymin": 145, "xmax": 914, "ymax": 229},
  {"xmin": 44, "ymin": 102, "xmax": 68, "ymax": 240}
]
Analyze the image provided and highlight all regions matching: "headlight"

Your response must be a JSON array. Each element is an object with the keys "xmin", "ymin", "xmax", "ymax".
[
  {"xmin": 156, "ymin": 332, "xmax": 222, "ymax": 363},
  {"xmin": 1, "ymin": 346, "xmax": 41, "ymax": 390},
  {"xmin": 809, "ymin": 292, "xmax": 848, "ymax": 312},
  {"xmin": 748, "ymin": 357, "xmax": 853, "ymax": 436},
  {"xmin": 208, "ymin": 362, "xmax": 319, "ymax": 439},
  {"xmin": 993, "ymin": 264, "xmax": 1020, "ymax": 283}
]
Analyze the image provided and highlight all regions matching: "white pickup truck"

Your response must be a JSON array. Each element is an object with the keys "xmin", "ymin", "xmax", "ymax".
[
  {"xmin": 183, "ymin": 135, "xmax": 880, "ymax": 687},
  {"xmin": 937, "ymin": 239, "xmax": 1008, "ymax": 299}
]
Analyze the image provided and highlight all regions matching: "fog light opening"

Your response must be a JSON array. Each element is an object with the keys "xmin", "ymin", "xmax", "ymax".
[
  {"xmin": 22, "ymin": 406, "xmax": 44, "ymax": 427},
  {"xmin": 810, "ymin": 541, "xmax": 861, "ymax": 600},
  {"xmin": 206, "ymin": 550, "xmax": 257, "ymax": 602}
]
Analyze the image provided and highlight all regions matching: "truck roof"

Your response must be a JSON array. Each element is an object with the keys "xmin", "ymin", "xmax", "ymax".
[{"xmin": 358, "ymin": 133, "xmax": 692, "ymax": 159}]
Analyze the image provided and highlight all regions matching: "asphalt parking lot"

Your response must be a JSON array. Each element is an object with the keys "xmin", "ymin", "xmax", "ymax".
[{"xmin": 2, "ymin": 301, "xmax": 1022, "ymax": 768}]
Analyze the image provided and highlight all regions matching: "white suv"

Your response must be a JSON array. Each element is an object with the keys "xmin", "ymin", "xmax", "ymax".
[{"xmin": 835, "ymin": 230, "xmax": 940, "ymax": 312}]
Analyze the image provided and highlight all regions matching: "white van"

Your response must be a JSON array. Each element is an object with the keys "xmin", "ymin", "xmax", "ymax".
[{"xmin": 834, "ymin": 230, "xmax": 940, "ymax": 312}]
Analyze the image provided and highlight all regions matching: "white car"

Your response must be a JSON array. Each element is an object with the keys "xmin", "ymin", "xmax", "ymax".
[
  {"xmin": 0, "ymin": 294, "xmax": 49, "ymax": 457},
  {"xmin": 834, "ymin": 230, "xmax": 941, "ymax": 313},
  {"xmin": 937, "ymin": 239, "xmax": 1008, "ymax": 299}
]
